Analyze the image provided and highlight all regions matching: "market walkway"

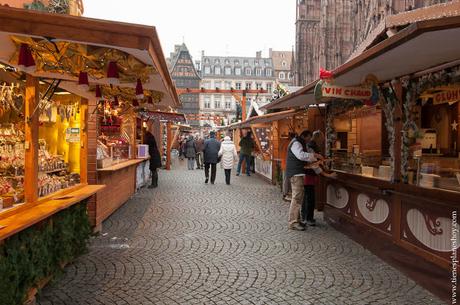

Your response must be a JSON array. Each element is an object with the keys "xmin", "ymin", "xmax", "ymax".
[{"xmin": 38, "ymin": 162, "xmax": 443, "ymax": 305}]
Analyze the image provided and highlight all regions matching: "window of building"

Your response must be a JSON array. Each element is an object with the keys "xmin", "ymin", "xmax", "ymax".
[
  {"xmin": 256, "ymin": 83, "xmax": 262, "ymax": 90},
  {"xmin": 234, "ymin": 59, "xmax": 239, "ymax": 65},
  {"xmin": 214, "ymin": 81, "xmax": 222, "ymax": 89},
  {"xmin": 288, "ymin": 72, "xmax": 292, "ymax": 79},
  {"xmin": 204, "ymin": 96, "xmax": 211, "ymax": 109},
  {"xmin": 245, "ymin": 68, "xmax": 252, "ymax": 76},
  {"xmin": 214, "ymin": 97, "xmax": 221, "ymax": 109},
  {"xmin": 225, "ymin": 81, "xmax": 232, "ymax": 89},
  {"xmin": 279, "ymin": 72, "xmax": 285, "ymax": 79},
  {"xmin": 225, "ymin": 59, "xmax": 230, "ymax": 64},
  {"xmin": 204, "ymin": 58, "xmax": 210, "ymax": 64},
  {"xmin": 244, "ymin": 60, "xmax": 249, "ymax": 66},
  {"xmin": 282, "ymin": 61, "xmax": 287, "ymax": 67},
  {"xmin": 265, "ymin": 69, "xmax": 272, "ymax": 76},
  {"xmin": 245, "ymin": 82, "xmax": 252, "ymax": 90},
  {"xmin": 202, "ymin": 81, "xmax": 211, "ymax": 89},
  {"xmin": 214, "ymin": 66, "xmax": 221, "ymax": 75},
  {"xmin": 204, "ymin": 66, "xmax": 211, "ymax": 75},
  {"xmin": 225, "ymin": 98, "xmax": 232, "ymax": 109},
  {"xmin": 266, "ymin": 83, "xmax": 272, "ymax": 93},
  {"xmin": 235, "ymin": 67, "xmax": 241, "ymax": 75},
  {"xmin": 214, "ymin": 59, "xmax": 220, "ymax": 64},
  {"xmin": 281, "ymin": 53, "xmax": 285, "ymax": 58},
  {"xmin": 235, "ymin": 82, "xmax": 242, "ymax": 90},
  {"xmin": 255, "ymin": 68, "xmax": 262, "ymax": 76},
  {"xmin": 255, "ymin": 60, "xmax": 259, "ymax": 65},
  {"xmin": 224, "ymin": 67, "xmax": 232, "ymax": 75}
]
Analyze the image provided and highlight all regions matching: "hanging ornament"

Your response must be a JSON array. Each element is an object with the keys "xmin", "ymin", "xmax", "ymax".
[
  {"xmin": 78, "ymin": 71, "xmax": 89, "ymax": 91},
  {"xmin": 95, "ymin": 85, "xmax": 103, "ymax": 101},
  {"xmin": 18, "ymin": 43, "xmax": 36, "ymax": 72},
  {"xmin": 107, "ymin": 61, "xmax": 119, "ymax": 84},
  {"xmin": 132, "ymin": 98, "xmax": 139, "ymax": 107},
  {"xmin": 135, "ymin": 79, "xmax": 144, "ymax": 99},
  {"xmin": 147, "ymin": 96, "xmax": 153, "ymax": 104},
  {"xmin": 452, "ymin": 120, "xmax": 458, "ymax": 131}
]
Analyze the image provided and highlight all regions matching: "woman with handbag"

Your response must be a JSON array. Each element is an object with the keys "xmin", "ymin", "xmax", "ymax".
[{"xmin": 218, "ymin": 136, "xmax": 238, "ymax": 185}]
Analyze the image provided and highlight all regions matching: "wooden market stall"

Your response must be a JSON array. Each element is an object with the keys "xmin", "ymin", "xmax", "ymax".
[
  {"xmin": 0, "ymin": 8, "xmax": 180, "ymax": 303},
  {"xmin": 263, "ymin": 12, "xmax": 460, "ymax": 302}
]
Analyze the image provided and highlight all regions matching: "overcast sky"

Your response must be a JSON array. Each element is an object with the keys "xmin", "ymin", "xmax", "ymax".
[{"xmin": 83, "ymin": 0, "xmax": 296, "ymax": 61}]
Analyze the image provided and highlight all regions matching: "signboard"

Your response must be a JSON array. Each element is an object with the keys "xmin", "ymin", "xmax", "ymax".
[
  {"xmin": 433, "ymin": 88, "xmax": 460, "ymax": 105},
  {"xmin": 65, "ymin": 128, "xmax": 80, "ymax": 143},
  {"xmin": 321, "ymin": 84, "xmax": 372, "ymax": 100},
  {"xmin": 255, "ymin": 155, "xmax": 272, "ymax": 181}
]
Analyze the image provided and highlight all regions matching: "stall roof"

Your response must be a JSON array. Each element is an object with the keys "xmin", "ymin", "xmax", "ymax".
[
  {"xmin": 0, "ymin": 6, "xmax": 180, "ymax": 109},
  {"xmin": 222, "ymin": 109, "xmax": 298, "ymax": 130},
  {"xmin": 264, "ymin": 14, "xmax": 460, "ymax": 110}
]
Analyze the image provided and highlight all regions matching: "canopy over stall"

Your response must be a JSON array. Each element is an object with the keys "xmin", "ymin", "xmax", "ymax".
[{"xmin": 0, "ymin": 6, "xmax": 180, "ymax": 109}]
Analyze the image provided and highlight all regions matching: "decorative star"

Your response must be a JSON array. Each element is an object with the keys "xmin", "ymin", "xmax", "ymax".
[{"xmin": 452, "ymin": 120, "xmax": 458, "ymax": 131}]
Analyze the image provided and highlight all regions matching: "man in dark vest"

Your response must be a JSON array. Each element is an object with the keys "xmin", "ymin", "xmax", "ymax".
[{"xmin": 285, "ymin": 130, "xmax": 324, "ymax": 231}]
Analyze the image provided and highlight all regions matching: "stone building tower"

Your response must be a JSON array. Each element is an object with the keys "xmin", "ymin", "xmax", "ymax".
[{"xmin": 295, "ymin": 0, "xmax": 453, "ymax": 86}]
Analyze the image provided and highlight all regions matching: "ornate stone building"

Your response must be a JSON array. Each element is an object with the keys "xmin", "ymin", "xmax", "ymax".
[
  {"xmin": 0, "ymin": 0, "xmax": 83, "ymax": 15},
  {"xmin": 295, "ymin": 0, "xmax": 453, "ymax": 86}
]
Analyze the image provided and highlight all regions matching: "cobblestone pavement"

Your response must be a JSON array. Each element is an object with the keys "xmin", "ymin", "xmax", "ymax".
[{"xmin": 38, "ymin": 162, "xmax": 444, "ymax": 305}]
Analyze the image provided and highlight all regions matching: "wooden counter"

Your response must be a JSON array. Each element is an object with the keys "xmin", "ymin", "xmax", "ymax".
[
  {"xmin": 0, "ymin": 184, "xmax": 105, "ymax": 241},
  {"xmin": 89, "ymin": 158, "xmax": 150, "ymax": 230},
  {"xmin": 321, "ymin": 172, "xmax": 458, "ymax": 302}
]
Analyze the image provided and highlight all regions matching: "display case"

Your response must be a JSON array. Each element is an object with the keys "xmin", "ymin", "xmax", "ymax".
[{"xmin": 328, "ymin": 104, "xmax": 391, "ymax": 181}]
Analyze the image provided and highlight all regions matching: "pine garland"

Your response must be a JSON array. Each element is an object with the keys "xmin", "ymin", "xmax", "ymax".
[{"xmin": 0, "ymin": 200, "xmax": 91, "ymax": 305}]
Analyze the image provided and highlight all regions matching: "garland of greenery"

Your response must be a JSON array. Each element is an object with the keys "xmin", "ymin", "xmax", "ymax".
[
  {"xmin": 381, "ymin": 87, "xmax": 397, "ymax": 182},
  {"xmin": 0, "ymin": 200, "xmax": 91, "ymax": 305}
]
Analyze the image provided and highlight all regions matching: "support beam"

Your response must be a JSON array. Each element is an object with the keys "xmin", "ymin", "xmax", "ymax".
[
  {"xmin": 79, "ymin": 98, "xmax": 88, "ymax": 184},
  {"xmin": 24, "ymin": 75, "xmax": 39, "ymax": 203}
]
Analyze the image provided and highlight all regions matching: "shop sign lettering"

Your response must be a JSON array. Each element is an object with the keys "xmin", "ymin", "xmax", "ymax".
[
  {"xmin": 433, "ymin": 89, "xmax": 460, "ymax": 105},
  {"xmin": 321, "ymin": 84, "xmax": 372, "ymax": 100},
  {"xmin": 65, "ymin": 128, "xmax": 80, "ymax": 143}
]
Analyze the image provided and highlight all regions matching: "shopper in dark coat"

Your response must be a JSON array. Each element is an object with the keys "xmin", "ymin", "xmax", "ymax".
[
  {"xmin": 203, "ymin": 131, "xmax": 221, "ymax": 184},
  {"xmin": 184, "ymin": 135, "xmax": 197, "ymax": 170},
  {"xmin": 144, "ymin": 122, "xmax": 162, "ymax": 188}
]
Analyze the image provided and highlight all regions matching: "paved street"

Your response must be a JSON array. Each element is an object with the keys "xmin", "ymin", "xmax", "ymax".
[{"xmin": 38, "ymin": 163, "xmax": 443, "ymax": 305}]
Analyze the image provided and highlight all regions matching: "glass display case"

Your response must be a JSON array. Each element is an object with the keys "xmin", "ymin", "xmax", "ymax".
[{"xmin": 329, "ymin": 106, "xmax": 391, "ymax": 180}]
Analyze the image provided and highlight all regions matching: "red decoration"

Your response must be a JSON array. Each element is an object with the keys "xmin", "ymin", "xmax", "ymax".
[
  {"xmin": 132, "ymin": 98, "xmax": 139, "ymax": 107},
  {"xmin": 319, "ymin": 68, "xmax": 333, "ymax": 80},
  {"xmin": 95, "ymin": 85, "xmax": 103, "ymax": 101},
  {"xmin": 78, "ymin": 71, "xmax": 89, "ymax": 90},
  {"xmin": 107, "ymin": 61, "xmax": 119, "ymax": 84},
  {"xmin": 147, "ymin": 96, "xmax": 153, "ymax": 104},
  {"xmin": 18, "ymin": 43, "xmax": 35, "ymax": 71},
  {"xmin": 135, "ymin": 79, "xmax": 144, "ymax": 99}
]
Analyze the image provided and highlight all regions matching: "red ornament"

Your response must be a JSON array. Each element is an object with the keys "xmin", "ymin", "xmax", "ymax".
[
  {"xmin": 319, "ymin": 68, "xmax": 333, "ymax": 80},
  {"xmin": 147, "ymin": 96, "xmax": 153, "ymax": 104},
  {"xmin": 132, "ymin": 98, "xmax": 139, "ymax": 107},
  {"xmin": 135, "ymin": 79, "xmax": 144, "ymax": 99},
  {"xmin": 18, "ymin": 43, "xmax": 35, "ymax": 71},
  {"xmin": 95, "ymin": 85, "xmax": 103, "ymax": 101},
  {"xmin": 78, "ymin": 71, "xmax": 89, "ymax": 91},
  {"xmin": 107, "ymin": 61, "xmax": 119, "ymax": 84}
]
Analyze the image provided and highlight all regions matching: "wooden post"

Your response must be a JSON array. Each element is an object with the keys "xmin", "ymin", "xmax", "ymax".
[
  {"xmin": 131, "ymin": 112, "xmax": 137, "ymax": 159},
  {"xmin": 79, "ymin": 98, "xmax": 88, "ymax": 184},
  {"xmin": 25, "ymin": 75, "xmax": 39, "ymax": 203},
  {"xmin": 242, "ymin": 90, "xmax": 247, "ymax": 121},
  {"xmin": 166, "ymin": 121, "xmax": 172, "ymax": 170},
  {"xmin": 272, "ymin": 120, "xmax": 280, "ymax": 185}
]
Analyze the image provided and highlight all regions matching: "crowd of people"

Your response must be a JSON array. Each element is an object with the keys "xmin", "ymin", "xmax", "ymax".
[{"xmin": 148, "ymin": 126, "xmax": 335, "ymax": 233}]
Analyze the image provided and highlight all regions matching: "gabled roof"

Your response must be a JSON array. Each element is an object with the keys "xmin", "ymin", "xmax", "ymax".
[{"xmin": 169, "ymin": 43, "xmax": 201, "ymax": 79}]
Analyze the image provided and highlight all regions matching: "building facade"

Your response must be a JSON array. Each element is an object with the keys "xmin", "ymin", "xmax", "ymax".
[
  {"xmin": 269, "ymin": 48, "xmax": 294, "ymax": 86},
  {"xmin": 294, "ymin": 0, "xmax": 453, "ymax": 86},
  {"xmin": 199, "ymin": 51, "xmax": 276, "ymax": 127},
  {"xmin": 0, "ymin": 0, "xmax": 83, "ymax": 15},
  {"xmin": 167, "ymin": 44, "xmax": 201, "ymax": 127}
]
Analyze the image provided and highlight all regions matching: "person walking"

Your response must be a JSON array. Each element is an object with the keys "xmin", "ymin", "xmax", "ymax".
[
  {"xmin": 184, "ymin": 135, "xmax": 197, "ymax": 170},
  {"xmin": 285, "ymin": 130, "xmax": 324, "ymax": 231},
  {"xmin": 236, "ymin": 131, "xmax": 255, "ymax": 176},
  {"xmin": 218, "ymin": 136, "xmax": 238, "ymax": 185},
  {"xmin": 203, "ymin": 131, "xmax": 221, "ymax": 184},
  {"xmin": 195, "ymin": 135, "xmax": 204, "ymax": 169},
  {"xmin": 144, "ymin": 122, "xmax": 162, "ymax": 188}
]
